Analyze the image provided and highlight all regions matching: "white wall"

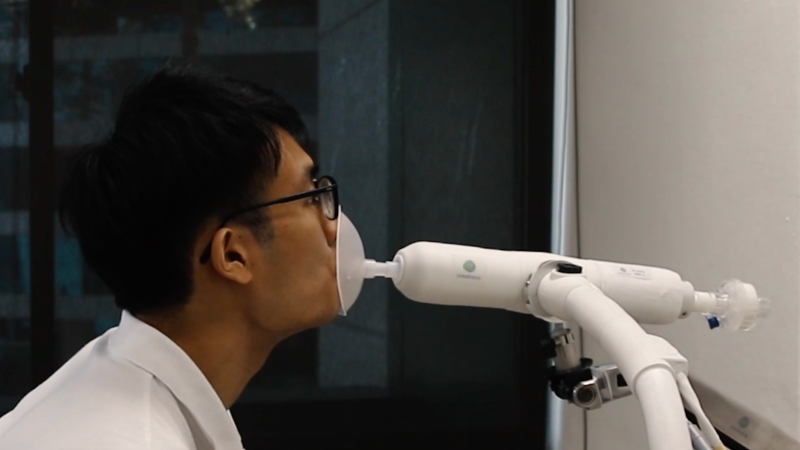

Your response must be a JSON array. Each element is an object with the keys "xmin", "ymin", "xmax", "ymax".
[{"xmin": 572, "ymin": 1, "xmax": 800, "ymax": 448}]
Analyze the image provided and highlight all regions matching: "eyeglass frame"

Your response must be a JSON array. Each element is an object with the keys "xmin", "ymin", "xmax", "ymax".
[{"xmin": 199, "ymin": 175, "xmax": 339, "ymax": 264}]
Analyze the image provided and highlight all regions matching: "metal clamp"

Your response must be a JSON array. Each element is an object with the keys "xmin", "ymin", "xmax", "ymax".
[
  {"xmin": 572, "ymin": 364, "xmax": 632, "ymax": 410},
  {"xmin": 542, "ymin": 327, "xmax": 632, "ymax": 411}
]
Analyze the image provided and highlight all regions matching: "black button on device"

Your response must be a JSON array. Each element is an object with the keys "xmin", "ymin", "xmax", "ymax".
[{"xmin": 556, "ymin": 262, "xmax": 583, "ymax": 274}]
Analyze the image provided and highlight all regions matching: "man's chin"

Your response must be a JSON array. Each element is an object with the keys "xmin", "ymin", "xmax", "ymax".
[{"xmin": 319, "ymin": 295, "xmax": 341, "ymax": 324}]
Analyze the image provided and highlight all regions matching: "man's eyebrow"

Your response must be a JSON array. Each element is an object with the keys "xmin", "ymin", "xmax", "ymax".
[
  {"xmin": 307, "ymin": 163, "xmax": 320, "ymax": 181},
  {"xmin": 298, "ymin": 163, "xmax": 319, "ymax": 189}
]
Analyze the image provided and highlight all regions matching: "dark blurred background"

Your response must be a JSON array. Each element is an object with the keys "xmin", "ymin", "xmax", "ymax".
[{"xmin": 0, "ymin": 0, "xmax": 555, "ymax": 447}]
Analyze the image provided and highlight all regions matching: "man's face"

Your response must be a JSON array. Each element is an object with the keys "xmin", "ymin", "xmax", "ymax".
[{"xmin": 240, "ymin": 128, "xmax": 340, "ymax": 336}]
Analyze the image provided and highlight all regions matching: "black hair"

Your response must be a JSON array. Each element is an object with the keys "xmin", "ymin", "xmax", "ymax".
[{"xmin": 59, "ymin": 63, "xmax": 309, "ymax": 315}]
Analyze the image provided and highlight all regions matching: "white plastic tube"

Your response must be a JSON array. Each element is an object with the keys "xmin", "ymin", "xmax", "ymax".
[
  {"xmin": 637, "ymin": 367, "xmax": 694, "ymax": 450},
  {"xmin": 677, "ymin": 373, "xmax": 725, "ymax": 450},
  {"xmin": 688, "ymin": 420, "xmax": 714, "ymax": 450},
  {"xmin": 537, "ymin": 274, "xmax": 692, "ymax": 450}
]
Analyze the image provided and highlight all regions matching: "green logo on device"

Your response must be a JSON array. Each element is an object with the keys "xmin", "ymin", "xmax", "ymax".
[
  {"xmin": 739, "ymin": 417, "xmax": 750, "ymax": 429},
  {"xmin": 463, "ymin": 260, "xmax": 476, "ymax": 272}
]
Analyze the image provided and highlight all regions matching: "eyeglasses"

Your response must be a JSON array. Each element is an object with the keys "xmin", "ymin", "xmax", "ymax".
[{"xmin": 199, "ymin": 175, "xmax": 339, "ymax": 264}]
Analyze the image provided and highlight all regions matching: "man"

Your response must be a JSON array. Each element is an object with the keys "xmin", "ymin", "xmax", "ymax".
[{"xmin": 0, "ymin": 64, "xmax": 342, "ymax": 449}]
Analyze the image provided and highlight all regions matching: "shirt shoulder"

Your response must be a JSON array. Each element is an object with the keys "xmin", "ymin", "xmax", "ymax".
[
  {"xmin": 149, "ymin": 377, "xmax": 199, "ymax": 450},
  {"xmin": 0, "ymin": 333, "xmax": 197, "ymax": 450}
]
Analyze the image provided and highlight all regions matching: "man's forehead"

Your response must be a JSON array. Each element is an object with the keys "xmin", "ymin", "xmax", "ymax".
[{"xmin": 275, "ymin": 128, "xmax": 316, "ymax": 184}]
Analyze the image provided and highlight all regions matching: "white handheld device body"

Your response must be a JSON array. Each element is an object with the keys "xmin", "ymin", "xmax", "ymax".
[{"xmin": 367, "ymin": 241, "xmax": 768, "ymax": 331}]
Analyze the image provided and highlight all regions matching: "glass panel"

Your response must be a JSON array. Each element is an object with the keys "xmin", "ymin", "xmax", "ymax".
[
  {"xmin": 0, "ymin": 0, "xmax": 30, "ymax": 415},
  {"xmin": 0, "ymin": 1, "xmax": 552, "ymax": 446},
  {"xmin": 47, "ymin": 0, "xmax": 535, "ymax": 439}
]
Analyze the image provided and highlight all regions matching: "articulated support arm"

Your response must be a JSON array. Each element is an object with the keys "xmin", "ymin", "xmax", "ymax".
[
  {"xmin": 528, "ymin": 262, "xmax": 725, "ymax": 450},
  {"xmin": 366, "ymin": 242, "xmax": 764, "ymax": 450}
]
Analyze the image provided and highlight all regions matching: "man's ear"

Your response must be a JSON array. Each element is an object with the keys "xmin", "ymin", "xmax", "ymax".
[{"xmin": 209, "ymin": 228, "xmax": 253, "ymax": 284}]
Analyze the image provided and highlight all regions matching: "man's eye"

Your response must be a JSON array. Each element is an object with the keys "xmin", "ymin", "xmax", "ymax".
[{"xmin": 309, "ymin": 195, "xmax": 321, "ymax": 204}]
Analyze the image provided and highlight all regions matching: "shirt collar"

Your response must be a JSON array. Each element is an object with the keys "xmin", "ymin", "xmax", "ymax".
[{"xmin": 108, "ymin": 310, "xmax": 244, "ymax": 450}]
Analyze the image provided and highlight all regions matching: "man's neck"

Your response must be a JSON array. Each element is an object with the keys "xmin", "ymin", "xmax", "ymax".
[{"xmin": 137, "ymin": 308, "xmax": 278, "ymax": 409}]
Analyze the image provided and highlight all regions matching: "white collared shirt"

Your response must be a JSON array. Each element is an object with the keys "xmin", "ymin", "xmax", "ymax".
[{"xmin": 0, "ymin": 310, "xmax": 245, "ymax": 450}]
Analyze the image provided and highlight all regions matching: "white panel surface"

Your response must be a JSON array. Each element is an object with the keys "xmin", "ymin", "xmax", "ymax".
[{"xmin": 573, "ymin": 1, "xmax": 800, "ymax": 448}]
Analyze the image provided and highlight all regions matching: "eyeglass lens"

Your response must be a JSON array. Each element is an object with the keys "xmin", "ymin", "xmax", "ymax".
[{"xmin": 318, "ymin": 177, "xmax": 335, "ymax": 219}]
